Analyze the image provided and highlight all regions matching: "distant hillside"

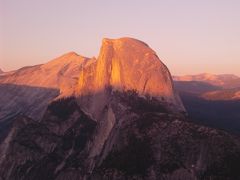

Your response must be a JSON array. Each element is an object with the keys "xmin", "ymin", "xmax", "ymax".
[
  {"xmin": 173, "ymin": 73, "xmax": 240, "ymax": 89},
  {"xmin": 174, "ymin": 81, "xmax": 222, "ymax": 94},
  {"xmin": 202, "ymin": 88, "xmax": 240, "ymax": 100}
]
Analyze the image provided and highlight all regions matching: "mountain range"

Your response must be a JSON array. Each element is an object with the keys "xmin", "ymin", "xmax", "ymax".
[
  {"xmin": 173, "ymin": 73, "xmax": 240, "ymax": 89},
  {"xmin": 0, "ymin": 38, "xmax": 240, "ymax": 180}
]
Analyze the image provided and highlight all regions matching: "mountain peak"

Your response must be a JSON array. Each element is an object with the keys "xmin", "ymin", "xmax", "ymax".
[
  {"xmin": 77, "ymin": 37, "xmax": 185, "ymax": 117},
  {"xmin": 102, "ymin": 37, "xmax": 150, "ymax": 47},
  {"xmin": 100, "ymin": 37, "xmax": 152, "ymax": 59},
  {"xmin": 55, "ymin": 51, "xmax": 88, "ymax": 61},
  {"xmin": 42, "ymin": 52, "xmax": 88, "ymax": 70},
  {"xmin": 63, "ymin": 51, "xmax": 78, "ymax": 57},
  {"xmin": 96, "ymin": 37, "xmax": 172, "ymax": 95}
]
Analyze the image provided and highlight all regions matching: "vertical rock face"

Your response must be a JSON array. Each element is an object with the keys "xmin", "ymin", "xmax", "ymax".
[
  {"xmin": 78, "ymin": 38, "xmax": 183, "ymax": 104},
  {"xmin": 77, "ymin": 38, "xmax": 184, "ymax": 120}
]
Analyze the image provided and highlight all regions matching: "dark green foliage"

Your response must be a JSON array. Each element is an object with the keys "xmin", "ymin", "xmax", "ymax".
[
  {"xmin": 200, "ymin": 138, "xmax": 240, "ymax": 179},
  {"xmin": 136, "ymin": 113, "xmax": 162, "ymax": 131},
  {"xmin": 23, "ymin": 155, "xmax": 59, "ymax": 180},
  {"xmin": 48, "ymin": 97, "xmax": 78, "ymax": 120},
  {"xmin": 15, "ymin": 122, "xmax": 56, "ymax": 153},
  {"xmin": 115, "ymin": 90, "xmax": 169, "ymax": 114},
  {"xmin": 73, "ymin": 115, "xmax": 96, "ymax": 151},
  {"xmin": 101, "ymin": 135, "xmax": 153, "ymax": 176}
]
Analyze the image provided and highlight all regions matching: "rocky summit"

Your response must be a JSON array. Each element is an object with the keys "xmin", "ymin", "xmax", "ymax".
[{"xmin": 0, "ymin": 38, "xmax": 240, "ymax": 180}]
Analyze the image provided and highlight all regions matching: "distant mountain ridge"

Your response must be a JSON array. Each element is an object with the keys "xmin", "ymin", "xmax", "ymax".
[
  {"xmin": 173, "ymin": 73, "xmax": 240, "ymax": 89},
  {"xmin": 173, "ymin": 73, "xmax": 240, "ymax": 101},
  {"xmin": 202, "ymin": 88, "xmax": 240, "ymax": 100}
]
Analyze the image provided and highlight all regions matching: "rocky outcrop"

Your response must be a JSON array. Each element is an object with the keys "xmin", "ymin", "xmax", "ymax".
[
  {"xmin": 77, "ymin": 38, "xmax": 184, "ymax": 119},
  {"xmin": 73, "ymin": 38, "xmax": 185, "ymax": 174}
]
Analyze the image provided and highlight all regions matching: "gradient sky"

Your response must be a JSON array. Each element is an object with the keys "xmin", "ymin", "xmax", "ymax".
[{"xmin": 1, "ymin": 0, "xmax": 240, "ymax": 75}]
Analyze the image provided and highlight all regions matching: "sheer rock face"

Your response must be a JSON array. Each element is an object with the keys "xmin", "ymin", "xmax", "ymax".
[{"xmin": 77, "ymin": 38, "xmax": 184, "ymax": 120}]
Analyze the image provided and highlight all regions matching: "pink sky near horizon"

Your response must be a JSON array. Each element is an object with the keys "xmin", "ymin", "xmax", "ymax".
[{"xmin": 0, "ymin": 0, "xmax": 240, "ymax": 76}]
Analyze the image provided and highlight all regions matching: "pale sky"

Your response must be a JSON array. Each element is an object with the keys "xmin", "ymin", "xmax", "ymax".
[{"xmin": 1, "ymin": 0, "xmax": 240, "ymax": 75}]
